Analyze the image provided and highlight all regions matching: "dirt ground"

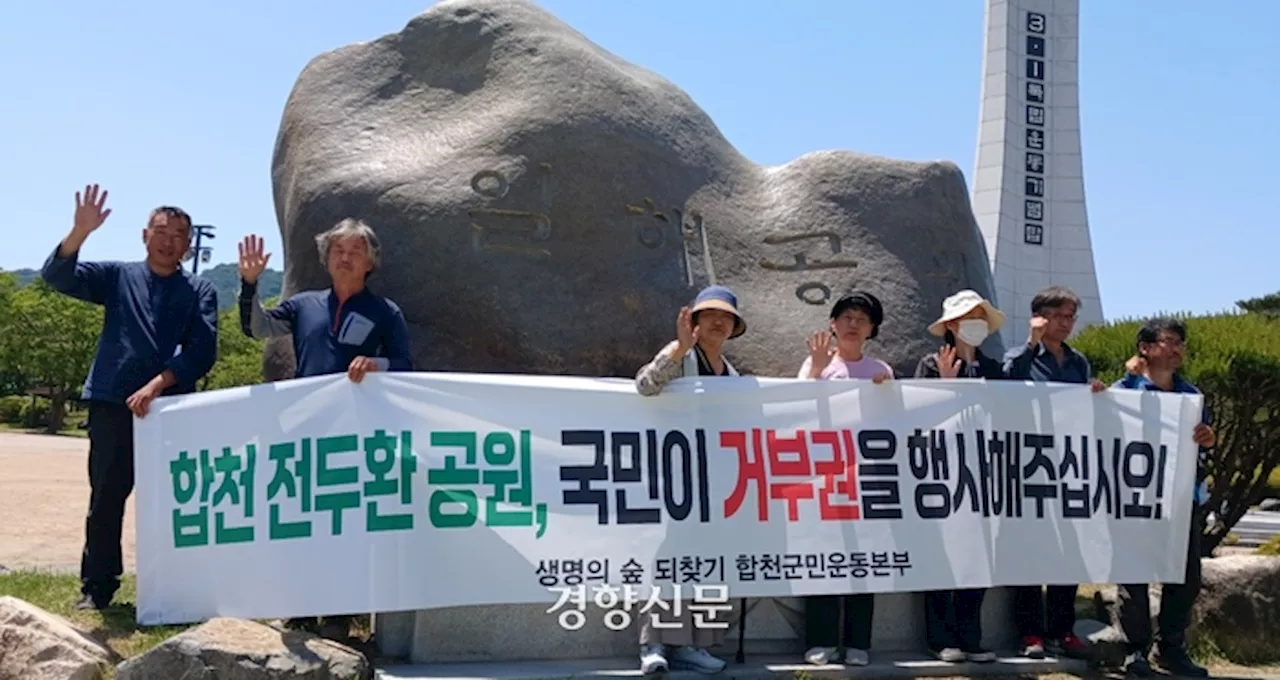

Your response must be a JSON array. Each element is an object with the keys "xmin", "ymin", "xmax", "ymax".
[{"xmin": 0, "ymin": 431, "xmax": 136, "ymax": 572}]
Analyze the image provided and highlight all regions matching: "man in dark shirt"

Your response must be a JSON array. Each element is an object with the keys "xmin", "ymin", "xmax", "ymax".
[
  {"xmin": 237, "ymin": 218, "xmax": 412, "ymax": 638},
  {"xmin": 1111, "ymin": 318, "xmax": 1214, "ymax": 679},
  {"xmin": 1001, "ymin": 286, "xmax": 1105, "ymax": 660},
  {"xmin": 237, "ymin": 220, "xmax": 412, "ymax": 381},
  {"xmin": 41, "ymin": 184, "xmax": 219, "ymax": 610}
]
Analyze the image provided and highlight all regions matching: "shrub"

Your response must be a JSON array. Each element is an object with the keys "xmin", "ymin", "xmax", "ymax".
[
  {"xmin": 19, "ymin": 396, "xmax": 51, "ymax": 429},
  {"xmin": 1074, "ymin": 310, "xmax": 1280, "ymax": 554},
  {"xmin": 1265, "ymin": 467, "xmax": 1280, "ymax": 500},
  {"xmin": 0, "ymin": 395, "xmax": 24, "ymax": 423}
]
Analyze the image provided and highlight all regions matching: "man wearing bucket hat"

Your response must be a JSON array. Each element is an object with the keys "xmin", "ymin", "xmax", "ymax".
[
  {"xmin": 912, "ymin": 289, "xmax": 1008, "ymax": 663},
  {"xmin": 632, "ymin": 284, "xmax": 747, "ymax": 674}
]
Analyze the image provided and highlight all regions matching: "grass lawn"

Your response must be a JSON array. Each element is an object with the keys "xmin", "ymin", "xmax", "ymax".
[
  {"xmin": 0, "ymin": 408, "xmax": 90, "ymax": 438},
  {"xmin": 0, "ymin": 422, "xmax": 88, "ymax": 438},
  {"xmin": 0, "ymin": 568, "xmax": 380, "ymax": 667},
  {"xmin": 0, "ymin": 570, "xmax": 186, "ymax": 659}
]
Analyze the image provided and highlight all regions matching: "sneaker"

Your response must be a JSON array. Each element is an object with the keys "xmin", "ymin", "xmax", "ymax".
[
  {"xmin": 1152, "ymin": 647, "xmax": 1208, "ymax": 678},
  {"xmin": 843, "ymin": 648, "xmax": 869, "ymax": 666},
  {"xmin": 804, "ymin": 646, "xmax": 839, "ymax": 665},
  {"xmin": 1021, "ymin": 635, "xmax": 1046, "ymax": 659},
  {"xmin": 1048, "ymin": 633, "xmax": 1089, "ymax": 659},
  {"xmin": 670, "ymin": 646, "xmax": 726, "ymax": 674},
  {"xmin": 964, "ymin": 648, "xmax": 997, "ymax": 663},
  {"xmin": 1123, "ymin": 652, "xmax": 1151, "ymax": 677},
  {"xmin": 72, "ymin": 593, "xmax": 104, "ymax": 611},
  {"xmin": 639, "ymin": 644, "xmax": 668, "ymax": 675},
  {"xmin": 933, "ymin": 647, "xmax": 966, "ymax": 662}
]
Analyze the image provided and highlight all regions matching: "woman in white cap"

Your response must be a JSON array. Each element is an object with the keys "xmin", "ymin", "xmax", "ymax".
[
  {"xmin": 912, "ymin": 289, "xmax": 1006, "ymax": 663},
  {"xmin": 913, "ymin": 289, "xmax": 1006, "ymax": 382},
  {"xmin": 633, "ymin": 285, "xmax": 746, "ymax": 674}
]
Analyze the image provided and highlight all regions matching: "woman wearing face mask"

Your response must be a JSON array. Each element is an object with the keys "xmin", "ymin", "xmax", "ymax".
[{"xmin": 912, "ymin": 289, "xmax": 1008, "ymax": 664}]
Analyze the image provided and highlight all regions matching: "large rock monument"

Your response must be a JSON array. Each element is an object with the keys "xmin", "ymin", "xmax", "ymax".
[
  {"xmin": 269, "ymin": 0, "xmax": 1013, "ymax": 663},
  {"xmin": 268, "ymin": 0, "xmax": 1004, "ymax": 383}
]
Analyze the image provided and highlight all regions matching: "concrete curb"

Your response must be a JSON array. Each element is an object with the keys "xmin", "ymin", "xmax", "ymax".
[{"xmin": 377, "ymin": 653, "xmax": 1092, "ymax": 679}]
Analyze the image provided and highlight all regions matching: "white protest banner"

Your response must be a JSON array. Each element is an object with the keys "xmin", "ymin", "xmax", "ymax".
[{"xmin": 133, "ymin": 372, "xmax": 1202, "ymax": 626}]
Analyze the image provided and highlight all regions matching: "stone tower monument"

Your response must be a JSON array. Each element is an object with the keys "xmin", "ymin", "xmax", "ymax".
[{"xmin": 971, "ymin": 0, "xmax": 1104, "ymax": 345}]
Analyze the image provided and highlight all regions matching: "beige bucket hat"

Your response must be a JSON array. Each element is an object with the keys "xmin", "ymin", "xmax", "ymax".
[{"xmin": 927, "ymin": 289, "xmax": 1007, "ymax": 337}]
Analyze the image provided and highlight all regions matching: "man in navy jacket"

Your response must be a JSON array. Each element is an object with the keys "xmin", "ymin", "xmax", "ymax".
[
  {"xmin": 237, "ymin": 219, "xmax": 413, "ymax": 381},
  {"xmin": 1111, "ymin": 318, "xmax": 1214, "ymax": 679},
  {"xmin": 237, "ymin": 218, "xmax": 412, "ymax": 638},
  {"xmin": 42, "ymin": 184, "xmax": 219, "ymax": 610}
]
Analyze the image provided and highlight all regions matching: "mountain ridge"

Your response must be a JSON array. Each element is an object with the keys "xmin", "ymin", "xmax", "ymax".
[{"xmin": 4, "ymin": 263, "xmax": 283, "ymax": 310}]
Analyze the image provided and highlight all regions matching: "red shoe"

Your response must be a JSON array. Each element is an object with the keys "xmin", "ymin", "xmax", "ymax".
[
  {"xmin": 1050, "ymin": 633, "xmax": 1089, "ymax": 659},
  {"xmin": 1021, "ymin": 635, "xmax": 1045, "ymax": 659}
]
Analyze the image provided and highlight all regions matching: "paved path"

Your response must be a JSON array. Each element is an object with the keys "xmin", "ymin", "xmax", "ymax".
[
  {"xmin": 1233, "ymin": 509, "xmax": 1280, "ymax": 547},
  {"xmin": 0, "ymin": 432, "xmax": 136, "ymax": 573}
]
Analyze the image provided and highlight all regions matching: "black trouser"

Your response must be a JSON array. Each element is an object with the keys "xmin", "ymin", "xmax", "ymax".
[
  {"xmin": 804, "ymin": 593, "xmax": 874, "ymax": 650},
  {"xmin": 80, "ymin": 401, "xmax": 135, "ymax": 602},
  {"xmin": 1012, "ymin": 584, "xmax": 1078, "ymax": 639},
  {"xmin": 924, "ymin": 589, "xmax": 985, "ymax": 651},
  {"xmin": 1117, "ymin": 506, "xmax": 1203, "ymax": 654}
]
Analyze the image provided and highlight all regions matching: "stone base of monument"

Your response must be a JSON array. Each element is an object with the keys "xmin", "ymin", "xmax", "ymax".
[
  {"xmin": 375, "ymin": 590, "xmax": 1025, "ymax": 664},
  {"xmin": 377, "ymin": 653, "xmax": 1088, "ymax": 680}
]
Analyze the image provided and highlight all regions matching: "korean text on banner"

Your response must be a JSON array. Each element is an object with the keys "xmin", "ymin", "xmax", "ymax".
[{"xmin": 132, "ymin": 372, "xmax": 1203, "ymax": 626}]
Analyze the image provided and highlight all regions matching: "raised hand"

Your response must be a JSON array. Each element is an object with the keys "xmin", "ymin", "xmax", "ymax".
[
  {"xmin": 1028, "ymin": 315, "xmax": 1048, "ymax": 346},
  {"xmin": 675, "ymin": 306, "xmax": 699, "ymax": 353},
  {"xmin": 72, "ymin": 184, "xmax": 111, "ymax": 238},
  {"xmin": 806, "ymin": 330, "xmax": 836, "ymax": 377},
  {"xmin": 938, "ymin": 344, "xmax": 962, "ymax": 379},
  {"xmin": 238, "ymin": 235, "xmax": 271, "ymax": 284},
  {"xmin": 1125, "ymin": 355, "xmax": 1147, "ymax": 375}
]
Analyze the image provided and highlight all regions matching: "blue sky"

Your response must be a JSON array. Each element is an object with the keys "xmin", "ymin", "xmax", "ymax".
[{"xmin": 2, "ymin": 0, "xmax": 1275, "ymax": 321}]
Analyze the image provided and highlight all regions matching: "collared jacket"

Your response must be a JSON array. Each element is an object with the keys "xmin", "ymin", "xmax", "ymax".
[
  {"xmin": 1113, "ymin": 371, "xmax": 1212, "ymax": 505},
  {"xmin": 913, "ymin": 348, "xmax": 1006, "ymax": 380},
  {"xmin": 41, "ymin": 246, "xmax": 219, "ymax": 403},
  {"xmin": 1002, "ymin": 340, "xmax": 1092, "ymax": 384},
  {"xmin": 239, "ymin": 279, "xmax": 413, "ymax": 378}
]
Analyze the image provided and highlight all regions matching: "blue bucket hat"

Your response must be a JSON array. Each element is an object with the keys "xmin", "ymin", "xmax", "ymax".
[{"xmin": 690, "ymin": 285, "xmax": 747, "ymax": 339}]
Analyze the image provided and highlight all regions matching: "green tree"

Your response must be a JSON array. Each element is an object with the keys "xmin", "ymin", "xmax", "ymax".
[
  {"xmin": 1074, "ymin": 307, "xmax": 1280, "ymax": 554},
  {"xmin": 0, "ymin": 272, "xmax": 28, "ymax": 396},
  {"xmin": 0, "ymin": 278, "xmax": 103, "ymax": 432},
  {"xmin": 1237, "ymin": 291, "xmax": 1280, "ymax": 317},
  {"xmin": 200, "ymin": 299, "xmax": 272, "ymax": 391}
]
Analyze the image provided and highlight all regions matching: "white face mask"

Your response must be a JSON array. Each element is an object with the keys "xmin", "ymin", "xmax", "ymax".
[{"xmin": 956, "ymin": 319, "xmax": 990, "ymax": 346}]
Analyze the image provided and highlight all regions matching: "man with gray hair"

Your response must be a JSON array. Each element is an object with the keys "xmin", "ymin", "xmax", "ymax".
[
  {"xmin": 237, "ymin": 218, "xmax": 413, "ymax": 381},
  {"xmin": 236, "ymin": 218, "xmax": 413, "ymax": 637}
]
